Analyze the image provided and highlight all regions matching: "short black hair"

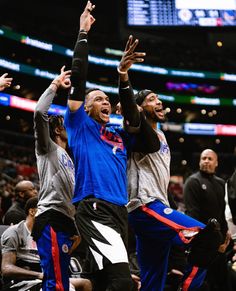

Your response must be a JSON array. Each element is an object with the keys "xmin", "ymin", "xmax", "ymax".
[
  {"xmin": 85, "ymin": 88, "xmax": 100, "ymax": 96},
  {"xmin": 135, "ymin": 89, "xmax": 154, "ymax": 105},
  {"xmin": 49, "ymin": 115, "xmax": 64, "ymax": 142},
  {"xmin": 24, "ymin": 197, "xmax": 38, "ymax": 215},
  {"xmin": 85, "ymin": 88, "xmax": 103, "ymax": 105}
]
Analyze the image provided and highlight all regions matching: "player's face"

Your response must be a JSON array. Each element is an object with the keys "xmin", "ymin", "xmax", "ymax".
[
  {"xmin": 85, "ymin": 90, "xmax": 111, "ymax": 124},
  {"xmin": 60, "ymin": 125, "xmax": 68, "ymax": 142},
  {"xmin": 56, "ymin": 118, "xmax": 68, "ymax": 143},
  {"xmin": 199, "ymin": 150, "xmax": 218, "ymax": 174},
  {"xmin": 141, "ymin": 93, "xmax": 165, "ymax": 122},
  {"xmin": 21, "ymin": 182, "xmax": 38, "ymax": 201}
]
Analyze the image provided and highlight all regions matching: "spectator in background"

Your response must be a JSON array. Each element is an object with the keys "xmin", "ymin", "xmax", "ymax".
[
  {"xmin": 0, "ymin": 73, "xmax": 12, "ymax": 91},
  {"xmin": 0, "ymin": 177, "xmax": 14, "ymax": 224},
  {"xmin": 16, "ymin": 162, "xmax": 37, "ymax": 180},
  {"xmin": 3, "ymin": 180, "xmax": 37, "ymax": 225},
  {"xmin": 184, "ymin": 149, "xmax": 231, "ymax": 291}
]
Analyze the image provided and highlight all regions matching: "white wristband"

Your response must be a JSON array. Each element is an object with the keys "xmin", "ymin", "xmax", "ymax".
[{"xmin": 117, "ymin": 67, "xmax": 127, "ymax": 75}]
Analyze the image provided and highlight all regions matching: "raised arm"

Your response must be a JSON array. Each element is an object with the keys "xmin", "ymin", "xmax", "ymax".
[
  {"xmin": 0, "ymin": 73, "xmax": 13, "ymax": 91},
  {"xmin": 118, "ymin": 35, "xmax": 145, "ymax": 128},
  {"xmin": 118, "ymin": 37, "xmax": 160, "ymax": 153},
  {"xmin": 34, "ymin": 67, "xmax": 71, "ymax": 155},
  {"xmin": 68, "ymin": 1, "xmax": 95, "ymax": 112}
]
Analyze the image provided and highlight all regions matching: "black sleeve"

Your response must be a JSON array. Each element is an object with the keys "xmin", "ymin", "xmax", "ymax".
[
  {"xmin": 131, "ymin": 113, "xmax": 160, "ymax": 153},
  {"xmin": 119, "ymin": 78, "xmax": 140, "ymax": 128},
  {"xmin": 69, "ymin": 31, "xmax": 88, "ymax": 101},
  {"xmin": 118, "ymin": 75, "xmax": 160, "ymax": 153}
]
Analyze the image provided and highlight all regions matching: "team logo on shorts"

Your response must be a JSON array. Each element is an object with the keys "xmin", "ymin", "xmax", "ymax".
[
  {"xmin": 62, "ymin": 244, "xmax": 69, "ymax": 253},
  {"xmin": 164, "ymin": 208, "xmax": 173, "ymax": 215},
  {"xmin": 93, "ymin": 202, "xmax": 97, "ymax": 210}
]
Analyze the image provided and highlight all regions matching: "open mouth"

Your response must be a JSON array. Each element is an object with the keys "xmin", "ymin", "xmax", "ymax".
[
  {"xmin": 101, "ymin": 108, "xmax": 110, "ymax": 116},
  {"xmin": 155, "ymin": 108, "xmax": 163, "ymax": 113}
]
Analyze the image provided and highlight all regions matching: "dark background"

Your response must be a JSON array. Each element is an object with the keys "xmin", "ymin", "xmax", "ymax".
[{"xmin": 0, "ymin": 0, "xmax": 235, "ymax": 176}]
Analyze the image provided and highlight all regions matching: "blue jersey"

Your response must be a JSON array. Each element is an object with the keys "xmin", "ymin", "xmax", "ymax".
[{"xmin": 64, "ymin": 105, "xmax": 128, "ymax": 206}]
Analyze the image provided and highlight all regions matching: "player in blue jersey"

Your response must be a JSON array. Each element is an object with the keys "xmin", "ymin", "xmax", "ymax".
[{"xmin": 64, "ymin": 2, "xmax": 144, "ymax": 290}]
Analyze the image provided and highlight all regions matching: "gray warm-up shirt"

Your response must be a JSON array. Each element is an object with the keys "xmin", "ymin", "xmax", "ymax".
[
  {"xmin": 1, "ymin": 221, "xmax": 40, "ymax": 265},
  {"xmin": 34, "ymin": 88, "xmax": 75, "ymax": 220},
  {"xmin": 127, "ymin": 129, "xmax": 171, "ymax": 212}
]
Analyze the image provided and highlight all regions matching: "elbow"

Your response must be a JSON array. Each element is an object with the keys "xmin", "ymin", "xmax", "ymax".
[
  {"xmin": 34, "ymin": 107, "xmax": 43, "ymax": 115},
  {"xmin": 34, "ymin": 108, "xmax": 44, "ymax": 120},
  {"xmin": 2, "ymin": 264, "xmax": 14, "ymax": 278}
]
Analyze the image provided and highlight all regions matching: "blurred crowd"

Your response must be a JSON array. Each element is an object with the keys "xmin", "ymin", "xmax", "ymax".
[{"xmin": 0, "ymin": 143, "xmax": 38, "ymax": 223}]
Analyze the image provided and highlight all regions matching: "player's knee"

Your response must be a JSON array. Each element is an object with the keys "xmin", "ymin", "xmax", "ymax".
[
  {"xmin": 107, "ymin": 277, "xmax": 133, "ymax": 291},
  {"xmin": 187, "ymin": 218, "xmax": 223, "ymax": 268}
]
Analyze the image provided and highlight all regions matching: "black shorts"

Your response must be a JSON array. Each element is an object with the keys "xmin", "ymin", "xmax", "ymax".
[{"xmin": 76, "ymin": 197, "xmax": 129, "ymax": 272}]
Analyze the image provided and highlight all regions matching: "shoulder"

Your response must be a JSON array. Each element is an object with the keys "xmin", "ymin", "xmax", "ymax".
[
  {"xmin": 65, "ymin": 102, "xmax": 86, "ymax": 116},
  {"xmin": 156, "ymin": 129, "xmax": 167, "ymax": 143},
  {"xmin": 64, "ymin": 103, "xmax": 87, "ymax": 126},
  {"xmin": 4, "ymin": 203, "xmax": 25, "ymax": 220},
  {"xmin": 214, "ymin": 175, "xmax": 224, "ymax": 182},
  {"xmin": 214, "ymin": 175, "xmax": 225, "ymax": 186},
  {"xmin": 186, "ymin": 172, "xmax": 200, "ymax": 182},
  {"xmin": 1, "ymin": 223, "xmax": 20, "ymax": 243}
]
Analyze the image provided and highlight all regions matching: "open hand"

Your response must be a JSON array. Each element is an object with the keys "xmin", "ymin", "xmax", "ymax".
[
  {"xmin": 51, "ymin": 66, "xmax": 71, "ymax": 90},
  {"xmin": 118, "ymin": 35, "xmax": 146, "ymax": 74},
  {"xmin": 80, "ymin": 1, "xmax": 96, "ymax": 33}
]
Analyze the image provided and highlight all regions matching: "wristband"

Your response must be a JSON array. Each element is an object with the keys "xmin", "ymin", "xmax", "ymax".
[
  {"xmin": 79, "ymin": 29, "xmax": 88, "ymax": 34},
  {"xmin": 117, "ymin": 67, "xmax": 127, "ymax": 75},
  {"xmin": 51, "ymin": 82, "xmax": 59, "ymax": 88}
]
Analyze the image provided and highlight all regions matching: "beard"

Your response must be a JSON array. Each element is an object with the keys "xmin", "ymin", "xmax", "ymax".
[{"xmin": 143, "ymin": 109, "xmax": 165, "ymax": 123}]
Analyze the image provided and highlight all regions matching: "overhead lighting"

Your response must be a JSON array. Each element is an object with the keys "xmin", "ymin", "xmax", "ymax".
[{"xmin": 216, "ymin": 41, "xmax": 223, "ymax": 47}]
